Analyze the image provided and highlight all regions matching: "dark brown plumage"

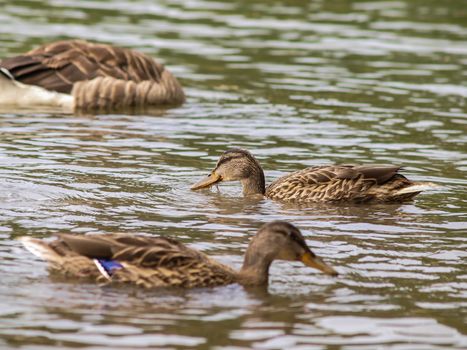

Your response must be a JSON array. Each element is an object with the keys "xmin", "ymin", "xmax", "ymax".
[
  {"xmin": 0, "ymin": 40, "xmax": 185, "ymax": 110},
  {"xmin": 191, "ymin": 148, "xmax": 437, "ymax": 203}
]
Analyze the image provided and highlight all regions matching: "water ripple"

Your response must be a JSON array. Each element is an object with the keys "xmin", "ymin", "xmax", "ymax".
[{"xmin": 1, "ymin": 0, "xmax": 466, "ymax": 349}]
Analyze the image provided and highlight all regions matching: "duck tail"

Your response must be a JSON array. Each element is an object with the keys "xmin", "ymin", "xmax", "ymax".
[{"xmin": 19, "ymin": 237, "xmax": 62, "ymax": 264}]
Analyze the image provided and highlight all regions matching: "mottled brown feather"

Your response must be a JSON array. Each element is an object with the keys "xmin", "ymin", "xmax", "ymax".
[
  {"xmin": 266, "ymin": 164, "xmax": 413, "ymax": 203},
  {"xmin": 36, "ymin": 233, "xmax": 236, "ymax": 288},
  {"xmin": 1, "ymin": 40, "xmax": 185, "ymax": 108}
]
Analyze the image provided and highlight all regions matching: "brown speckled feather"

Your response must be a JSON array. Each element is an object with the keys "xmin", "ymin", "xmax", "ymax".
[
  {"xmin": 29, "ymin": 233, "xmax": 236, "ymax": 288},
  {"xmin": 266, "ymin": 164, "xmax": 414, "ymax": 203},
  {"xmin": 1, "ymin": 40, "xmax": 185, "ymax": 109},
  {"xmin": 2, "ymin": 40, "xmax": 163, "ymax": 93}
]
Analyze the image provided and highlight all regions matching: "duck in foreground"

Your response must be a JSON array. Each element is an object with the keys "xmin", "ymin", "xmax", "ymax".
[
  {"xmin": 191, "ymin": 148, "xmax": 437, "ymax": 203},
  {"xmin": 0, "ymin": 40, "xmax": 184, "ymax": 112},
  {"xmin": 20, "ymin": 221, "xmax": 337, "ymax": 288}
]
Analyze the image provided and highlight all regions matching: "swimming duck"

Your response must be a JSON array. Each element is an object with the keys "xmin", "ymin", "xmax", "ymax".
[
  {"xmin": 191, "ymin": 148, "xmax": 437, "ymax": 203},
  {"xmin": 20, "ymin": 221, "xmax": 337, "ymax": 288},
  {"xmin": 0, "ymin": 40, "xmax": 184, "ymax": 112}
]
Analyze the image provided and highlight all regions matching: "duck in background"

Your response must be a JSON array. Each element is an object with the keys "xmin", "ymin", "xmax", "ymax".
[{"xmin": 0, "ymin": 40, "xmax": 184, "ymax": 112}]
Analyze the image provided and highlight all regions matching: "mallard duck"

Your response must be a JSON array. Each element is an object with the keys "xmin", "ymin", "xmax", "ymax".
[
  {"xmin": 0, "ymin": 40, "xmax": 184, "ymax": 112},
  {"xmin": 20, "ymin": 221, "xmax": 337, "ymax": 288},
  {"xmin": 191, "ymin": 148, "xmax": 437, "ymax": 203}
]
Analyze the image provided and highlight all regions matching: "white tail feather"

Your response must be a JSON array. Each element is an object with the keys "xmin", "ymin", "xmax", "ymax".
[
  {"xmin": 19, "ymin": 237, "xmax": 61, "ymax": 262},
  {"xmin": 93, "ymin": 259, "xmax": 111, "ymax": 280},
  {"xmin": 0, "ymin": 67, "xmax": 14, "ymax": 80},
  {"xmin": 0, "ymin": 74, "xmax": 73, "ymax": 110},
  {"xmin": 394, "ymin": 182, "xmax": 440, "ymax": 196}
]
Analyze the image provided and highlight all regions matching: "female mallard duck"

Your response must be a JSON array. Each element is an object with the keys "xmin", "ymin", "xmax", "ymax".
[
  {"xmin": 20, "ymin": 221, "xmax": 337, "ymax": 288},
  {"xmin": 0, "ymin": 40, "xmax": 184, "ymax": 112},
  {"xmin": 191, "ymin": 148, "xmax": 437, "ymax": 203}
]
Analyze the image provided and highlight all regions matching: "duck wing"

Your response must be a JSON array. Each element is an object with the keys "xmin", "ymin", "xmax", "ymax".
[
  {"xmin": 0, "ymin": 40, "xmax": 164, "ymax": 94},
  {"xmin": 266, "ymin": 164, "xmax": 403, "ymax": 202},
  {"xmin": 347, "ymin": 164, "xmax": 401, "ymax": 184},
  {"xmin": 56, "ymin": 233, "xmax": 210, "ymax": 268},
  {"xmin": 21, "ymin": 233, "xmax": 235, "ymax": 288}
]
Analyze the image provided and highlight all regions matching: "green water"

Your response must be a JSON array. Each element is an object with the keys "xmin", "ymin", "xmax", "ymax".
[{"xmin": 0, "ymin": 0, "xmax": 466, "ymax": 349}]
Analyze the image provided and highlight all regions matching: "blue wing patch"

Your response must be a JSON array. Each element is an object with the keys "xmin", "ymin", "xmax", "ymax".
[{"xmin": 93, "ymin": 259, "xmax": 123, "ymax": 280}]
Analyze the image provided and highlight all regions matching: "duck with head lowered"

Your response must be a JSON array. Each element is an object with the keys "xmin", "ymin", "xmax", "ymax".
[
  {"xmin": 191, "ymin": 148, "xmax": 437, "ymax": 203},
  {"xmin": 0, "ymin": 40, "xmax": 185, "ymax": 112},
  {"xmin": 21, "ymin": 221, "xmax": 337, "ymax": 289}
]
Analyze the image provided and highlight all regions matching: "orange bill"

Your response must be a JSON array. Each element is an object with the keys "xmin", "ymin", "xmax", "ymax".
[
  {"xmin": 191, "ymin": 172, "xmax": 222, "ymax": 190},
  {"xmin": 301, "ymin": 252, "xmax": 338, "ymax": 276}
]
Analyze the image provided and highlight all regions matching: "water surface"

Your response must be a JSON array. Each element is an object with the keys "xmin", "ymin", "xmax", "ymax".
[{"xmin": 0, "ymin": 0, "xmax": 466, "ymax": 349}]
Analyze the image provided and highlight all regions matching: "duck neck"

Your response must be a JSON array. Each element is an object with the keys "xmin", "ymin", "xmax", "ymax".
[
  {"xmin": 238, "ymin": 245, "xmax": 273, "ymax": 286},
  {"xmin": 241, "ymin": 164, "xmax": 266, "ymax": 196}
]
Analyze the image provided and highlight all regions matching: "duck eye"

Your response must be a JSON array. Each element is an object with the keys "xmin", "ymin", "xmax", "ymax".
[{"xmin": 275, "ymin": 230, "xmax": 289, "ymax": 237}]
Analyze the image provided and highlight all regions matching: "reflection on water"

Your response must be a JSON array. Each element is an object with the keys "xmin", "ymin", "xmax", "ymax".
[{"xmin": 0, "ymin": 0, "xmax": 466, "ymax": 349}]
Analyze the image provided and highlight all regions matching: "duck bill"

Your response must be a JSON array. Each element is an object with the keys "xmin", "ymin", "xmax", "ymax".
[
  {"xmin": 191, "ymin": 172, "xmax": 222, "ymax": 190},
  {"xmin": 301, "ymin": 252, "xmax": 338, "ymax": 276}
]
